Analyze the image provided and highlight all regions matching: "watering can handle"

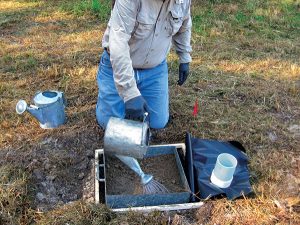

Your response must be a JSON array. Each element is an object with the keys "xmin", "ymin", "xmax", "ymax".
[{"xmin": 141, "ymin": 112, "xmax": 149, "ymax": 147}]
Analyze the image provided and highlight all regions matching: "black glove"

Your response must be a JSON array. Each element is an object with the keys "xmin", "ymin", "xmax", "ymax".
[
  {"xmin": 178, "ymin": 63, "xmax": 189, "ymax": 86},
  {"xmin": 125, "ymin": 95, "xmax": 148, "ymax": 121}
]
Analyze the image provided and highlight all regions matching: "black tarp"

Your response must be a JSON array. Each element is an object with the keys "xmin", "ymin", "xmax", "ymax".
[{"xmin": 185, "ymin": 133, "xmax": 253, "ymax": 201}]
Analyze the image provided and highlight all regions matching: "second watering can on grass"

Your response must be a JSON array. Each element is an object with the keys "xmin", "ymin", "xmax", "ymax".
[
  {"xmin": 104, "ymin": 116, "xmax": 150, "ymax": 159},
  {"xmin": 16, "ymin": 90, "xmax": 66, "ymax": 129}
]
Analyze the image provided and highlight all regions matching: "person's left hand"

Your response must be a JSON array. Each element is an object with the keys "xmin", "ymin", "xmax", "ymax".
[{"xmin": 178, "ymin": 63, "xmax": 189, "ymax": 86}]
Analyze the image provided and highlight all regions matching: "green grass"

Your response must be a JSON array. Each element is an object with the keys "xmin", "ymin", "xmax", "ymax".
[
  {"xmin": 56, "ymin": 0, "xmax": 299, "ymax": 41},
  {"xmin": 59, "ymin": 0, "xmax": 111, "ymax": 22},
  {"xmin": 191, "ymin": 0, "xmax": 300, "ymax": 40},
  {"xmin": 1, "ymin": 53, "xmax": 38, "ymax": 73}
]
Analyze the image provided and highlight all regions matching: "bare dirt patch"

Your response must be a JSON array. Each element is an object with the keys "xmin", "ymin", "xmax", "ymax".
[{"xmin": 1, "ymin": 121, "xmax": 102, "ymax": 211}]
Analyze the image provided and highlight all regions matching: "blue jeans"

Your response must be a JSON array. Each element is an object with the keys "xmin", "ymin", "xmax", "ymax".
[{"xmin": 96, "ymin": 50, "xmax": 169, "ymax": 129}]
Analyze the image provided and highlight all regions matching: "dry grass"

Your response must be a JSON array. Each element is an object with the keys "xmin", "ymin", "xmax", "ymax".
[
  {"xmin": 0, "ymin": 166, "xmax": 34, "ymax": 224},
  {"xmin": 37, "ymin": 201, "xmax": 173, "ymax": 225},
  {"xmin": 0, "ymin": 0, "xmax": 300, "ymax": 224}
]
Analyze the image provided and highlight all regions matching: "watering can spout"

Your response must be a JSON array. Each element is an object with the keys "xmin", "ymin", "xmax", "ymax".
[{"xmin": 16, "ymin": 100, "xmax": 44, "ymax": 123}]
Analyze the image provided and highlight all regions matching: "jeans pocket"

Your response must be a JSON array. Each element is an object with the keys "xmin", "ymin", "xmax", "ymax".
[
  {"xmin": 100, "ymin": 51, "xmax": 112, "ymax": 68},
  {"xmin": 98, "ymin": 58, "xmax": 113, "ymax": 82}
]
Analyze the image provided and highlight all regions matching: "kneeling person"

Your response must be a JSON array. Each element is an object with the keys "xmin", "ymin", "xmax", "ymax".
[{"xmin": 96, "ymin": 0, "xmax": 192, "ymax": 129}]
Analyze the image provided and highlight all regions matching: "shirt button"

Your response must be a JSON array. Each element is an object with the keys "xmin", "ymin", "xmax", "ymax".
[
  {"xmin": 155, "ymin": 34, "xmax": 158, "ymax": 37},
  {"xmin": 151, "ymin": 49, "xmax": 154, "ymax": 52}
]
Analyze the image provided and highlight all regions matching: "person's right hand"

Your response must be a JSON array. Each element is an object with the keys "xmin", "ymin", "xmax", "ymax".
[{"xmin": 125, "ymin": 95, "xmax": 148, "ymax": 121}]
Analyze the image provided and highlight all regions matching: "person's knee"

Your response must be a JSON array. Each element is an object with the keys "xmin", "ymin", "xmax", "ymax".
[
  {"xmin": 96, "ymin": 106, "xmax": 108, "ymax": 129},
  {"xmin": 96, "ymin": 115, "xmax": 106, "ymax": 129},
  {"xmin": 149, "ymin": 114, "xmax": 169, "ymax": 129}
]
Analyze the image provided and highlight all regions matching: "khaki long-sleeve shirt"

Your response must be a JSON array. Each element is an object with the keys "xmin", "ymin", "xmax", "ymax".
[{"xmin": 102, "ymin": 0, "xmax": 192, "ymax": 102}]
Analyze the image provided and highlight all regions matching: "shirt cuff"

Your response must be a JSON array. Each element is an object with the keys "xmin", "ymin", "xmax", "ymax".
[
  {"xmin": 122, "ymin": 86, "xmax": 141, "ymax": 102},
  {"xmin": 178, "ymin": 52, "xmax": 192, "ymax": 64}
]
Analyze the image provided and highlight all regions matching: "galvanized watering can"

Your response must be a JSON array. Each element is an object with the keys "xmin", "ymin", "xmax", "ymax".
[
  {"xmin": 16, "ymin": 90, "xmax": 66, "ymax": 129},
  {"xmin": 104, "ymin": 116, "xmax": 150, "ymax": 159}
]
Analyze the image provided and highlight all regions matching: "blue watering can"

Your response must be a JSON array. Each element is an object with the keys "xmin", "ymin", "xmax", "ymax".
[{"xmin": 16, "ymin": 90, "xmax": 66, "ymax": 129}]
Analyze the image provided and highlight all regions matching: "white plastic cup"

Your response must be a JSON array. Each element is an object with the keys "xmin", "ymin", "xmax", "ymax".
[{"xmin": 211, "ymin": 153, "xmax": 237, "ymax": 188}]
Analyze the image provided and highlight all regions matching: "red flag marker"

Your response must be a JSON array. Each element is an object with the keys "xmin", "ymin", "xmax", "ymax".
[{"xmin": 193, "ymin": 99, "xmax": 198, "ymax": 117}]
